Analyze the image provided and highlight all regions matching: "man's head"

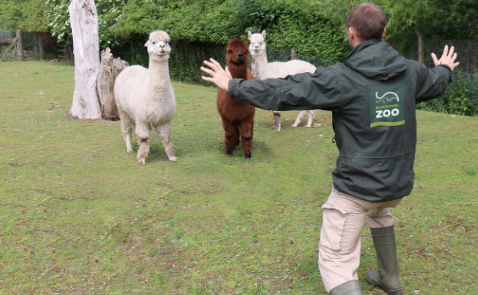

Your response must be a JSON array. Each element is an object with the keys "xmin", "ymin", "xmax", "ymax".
[{"xmin": 346, "ymin": 2, "xmax": 386, "ymax": 48}]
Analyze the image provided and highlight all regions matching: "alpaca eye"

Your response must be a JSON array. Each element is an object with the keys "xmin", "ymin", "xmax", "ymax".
[{"xmin": 228, "ymin": 50, "xmax": 233, "ymax": 54}]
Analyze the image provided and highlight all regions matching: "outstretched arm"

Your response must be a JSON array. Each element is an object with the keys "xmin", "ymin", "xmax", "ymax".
[
  {"xmin": 201, "ymin": 58, "xmax": 232, "ymax": 91},
  {"xmin": 201, "ymin": 57, "xmax": 344, "ymax": 112}
]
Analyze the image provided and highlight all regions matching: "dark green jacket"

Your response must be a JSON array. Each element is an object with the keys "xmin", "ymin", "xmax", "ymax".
[{"xmin": 228, "ymin": 39, "xmax": 453, "ymax": 202}]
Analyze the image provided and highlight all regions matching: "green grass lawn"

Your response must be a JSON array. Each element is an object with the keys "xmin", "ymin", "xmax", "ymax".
[{"xmin": 0, "ymin": 61, "xmax": 477, "ymax": 295}]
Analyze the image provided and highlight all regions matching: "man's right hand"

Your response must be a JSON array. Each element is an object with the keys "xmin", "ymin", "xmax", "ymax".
[{"xmin": 201, "ymin": 58, "xmax": 232, "ymax": 91}]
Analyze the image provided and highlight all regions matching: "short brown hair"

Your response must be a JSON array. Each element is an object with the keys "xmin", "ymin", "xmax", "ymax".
[{"xmin": 346, "ymin": 2, "xmax": 386, "ymax": 40}]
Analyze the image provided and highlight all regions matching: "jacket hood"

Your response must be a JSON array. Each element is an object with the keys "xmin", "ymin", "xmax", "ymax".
[{"xmin": 344, "ymin": 39, "xmax": 407, "ymax": 81}]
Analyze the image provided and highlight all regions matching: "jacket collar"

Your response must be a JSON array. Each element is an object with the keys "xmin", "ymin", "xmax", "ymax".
[
  {"xmin": 347, "ymin": 39, "xmax": 382, "ymax": 59},
  {"xmin": 344, "ymin": 39, "xmax": 407, "ymax": 81}
]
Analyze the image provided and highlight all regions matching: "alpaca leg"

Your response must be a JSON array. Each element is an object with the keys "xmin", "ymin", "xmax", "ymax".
[
  {"xmin": 221, "ymin": 118, "xmax": 238, "ymax": 156},
  {"xmin": 155, "ymin": 121, "xmax": 178, "ymax": 162},
  {"xmin": 240, "ymin": 120, "xmax": 253, "ymax": 160},
  {"xmin": 273, "ymin": 111, "xmax": 281, "ymax": 132},
  {"xmin": 135, "ymin": 122, "xmax": 151, "ymax": 165},
  {"xmin": 233, "ymin": 124, "xmax": 240, "ymax": 147},
  {"xmin": 305, "ymin": 110, "xmax": 317, "ymax": 128},
  {"xmin": 292, "ymin": 110, "xmax": 307, "ymax": 127},
  {"xmin": 119, "ymin": 110, "xmax": 134, "ymax": 153}
]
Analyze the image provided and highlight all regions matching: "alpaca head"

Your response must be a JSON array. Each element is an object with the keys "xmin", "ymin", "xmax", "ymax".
[
  {"xmin": 247, "ymin": 30, "xmax": 266, "ymax": 57},
  {"xmin": 226, "ymin": 39, "xmax": 249, "ymax": 66},
  {"xmin": 145, "ymin": 30, "xmax": 171, "ymax": 61}
]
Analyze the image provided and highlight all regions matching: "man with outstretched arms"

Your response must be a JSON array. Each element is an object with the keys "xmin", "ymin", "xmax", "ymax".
[{"xmin": 201, "ymin": 2, "xmax": 459, "ymax": 295}]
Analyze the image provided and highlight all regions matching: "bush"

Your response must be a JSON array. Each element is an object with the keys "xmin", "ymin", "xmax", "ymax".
[
  {"xmin": 111, "ymin": 40, "xmax": 226, "ymax": 85},
  {"xmin": 168, "ymin": 41, "xmax": 226, "ymax": 85},
  {"xmin": 416, "ymin": 72, "xmax": 478, "ymax": 117},
  {"xmin": 107, "ymin": 0, "xmax": 348, "ymax": 60},
  {"xmin": 106, "ymin": 0, "xmax": 348, "ymax": 84},
  {"xmin": 266, "ymin": 3, "xmax": 349, "ymax": 61}
]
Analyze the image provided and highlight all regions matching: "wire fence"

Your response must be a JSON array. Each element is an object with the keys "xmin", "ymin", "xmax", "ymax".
[
  {"xmin": 165, "ymin": 40, "xmax": 477, "ymax": 116},
  {"xmin": 164, "ymin": 41, "xmax": 334, "ymax": 85},
  {"xmin": 0, "ymin": 29, "xmax": 72, "ymax": 61},
  {"xmin": 431, "ymin": 40, "xmax": 478, "ymax": 87},
  {"xmin": 167, "ymin": 39, "xmax": 478, "ymax": 86},
  {"xmin": 1, "ymin": 31, "xmax": 477, "ymax": 116},
  {"xmin": 2, "ymin": 29, "xmax": 477, "ymax": 87},
  {"xmin": 398, "ymin": 40, "xmax": 478, "ymax": 71},
  {"xmin": 395, "ymin": 39, "xmax": 478, "ymax": 87}
]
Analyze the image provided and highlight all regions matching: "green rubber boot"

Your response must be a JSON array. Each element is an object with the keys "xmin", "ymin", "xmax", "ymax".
[
  {"xmin": 366, "ymin": 226, "xmax": 403, "ymax": 295},
  {"xmin": 329, "ymin": 280, "xmax": 362, "ymax": 295}
]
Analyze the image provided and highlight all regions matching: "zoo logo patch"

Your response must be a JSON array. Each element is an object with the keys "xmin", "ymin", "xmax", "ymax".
[{"xmin": 370, "ymin": 84, "xmax": 405, "ymax": 128}]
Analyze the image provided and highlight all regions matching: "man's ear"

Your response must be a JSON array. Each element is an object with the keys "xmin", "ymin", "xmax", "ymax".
[
  {"xmin": 347, "ymin": 27, "xmax": 354, "ymax": 39},
  {"xmin": 382, "ymin": 27, "xmax": 387, "ymax": 39}
]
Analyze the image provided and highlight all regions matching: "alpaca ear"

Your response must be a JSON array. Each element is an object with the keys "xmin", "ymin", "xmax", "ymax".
[
  {"xmin": 248, "ymin": 31, "xmax": 252, "ymax": 39},
  {"xmin": 144, "ymin": 41, "xmax": 150, "ymax": 47},
  {"xmin": 262, "ymin": 30, "xmax": 266, "ymax": 39}
]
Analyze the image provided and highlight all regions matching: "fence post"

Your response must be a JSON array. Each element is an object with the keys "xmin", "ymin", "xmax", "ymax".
[
  {"xmin": 413, "ymin": 25, "xmax": 424, "ymax": 64},
  {"xmin": 17, "ymin": 29, "xmax": 23, "ymax": 61},
  {"xmin": 291, "ymin": 47, "xmax": 296, "ymax": 60},
  {"xmin": 38, "ymin": 33, "xmax": 44, "ymax": 60}
]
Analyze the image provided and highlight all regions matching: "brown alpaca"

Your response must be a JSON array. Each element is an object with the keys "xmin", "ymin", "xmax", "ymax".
[{"xmin": 217, "ymin": 39, "xmax": 256, "ymax": 159}]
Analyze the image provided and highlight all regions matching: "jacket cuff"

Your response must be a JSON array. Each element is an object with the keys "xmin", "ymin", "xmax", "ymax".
[
  {"xmin": 228, "ymin": 78, "xmax": 242, "ymax": 99},
  {"xmin": 438, "ymin": 64, "xmax": 454, "ymax": 81}
]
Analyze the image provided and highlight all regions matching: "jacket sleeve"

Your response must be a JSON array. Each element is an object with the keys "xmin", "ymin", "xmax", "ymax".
[
  {"xmin": 415, "ymin": 63, "xmax": 454, "ymax": 103},
  {"xmin": 228, "ymin": 65, "xmax": 344, "ymax": 112}
]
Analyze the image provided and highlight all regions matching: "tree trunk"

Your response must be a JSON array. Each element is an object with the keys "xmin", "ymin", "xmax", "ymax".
[
  {"xmin": 413, "ymin": 25, "xmax": 424, "ymax": 64},
  {"xmin": 97, "ymin": 48, "xmax": 117, "ymax": 120},
  {"xmin": 0, "ymin": 39, "xmax": 14, "ymax": 46},
  {"xmin": 17, "ymin": 29, "xmax": 24, "ymax": 61},
  {"xmin": 97, "ymin": 48, "xmax": 129, "ymax": 120},
  {"xmin": 0, "ymin": 36, "xmax": 17, "ymax": 62},
  {"xmin": 68, "ymin": 0, "xmax": 102, "ymax": 120}
]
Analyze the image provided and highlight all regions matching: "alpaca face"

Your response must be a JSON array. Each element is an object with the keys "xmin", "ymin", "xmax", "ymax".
[
  {"xmin": 248, "ymin": 30, "xmax": 266, "ymax": 57},
  {"xmin": 145, "ymin": 30, "xmax": 171, "ymax": 58},
  {"xmin": 226, "ymin": 39, "xmax": 249, "ymax": 65}
]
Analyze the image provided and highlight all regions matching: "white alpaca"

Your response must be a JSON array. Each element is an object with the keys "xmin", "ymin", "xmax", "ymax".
[
  {"xmin": 248, "ymin": 30, "xmax": 320, "ymax": 131},
  {"xmin": 114, "ymin": 31, "xmax": 178, "ymax": 164}
]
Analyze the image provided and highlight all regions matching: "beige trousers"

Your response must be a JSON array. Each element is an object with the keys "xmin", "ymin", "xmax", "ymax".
[{"xmin": 318, "ymin": 187, "xmax": 402, "ymax": 292}]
